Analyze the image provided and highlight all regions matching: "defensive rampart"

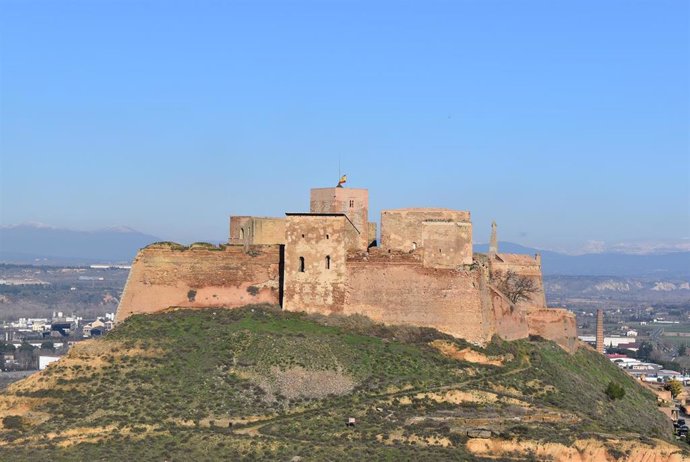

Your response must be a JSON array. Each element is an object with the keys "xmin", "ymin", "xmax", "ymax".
[
  {"xmin": 527, "ymin": 308, "xmax": 578, "ymax": 351},
  {"xmin": 487, "ymin": 284, "xmax": 531, "ymax": 341},
  {"xmin": 344, "ymin": 258, "xmax": 492, "ymax": 344},
  {"xmin": 115, "ymin": 244, "xmax": 281, "ymax": 322},
  {"xmin": 490, "ymin": 253, "xmax": 547, "ymax": 309}
]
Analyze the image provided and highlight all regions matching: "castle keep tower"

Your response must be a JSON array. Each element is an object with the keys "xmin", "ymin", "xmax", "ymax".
[
  {"xmin": 310, "ymin": 187, "xmax": 370, "ymax": 250},
  {"xmin": 596, "ymin": 309, "xmax": 604, "ymax": 353}
]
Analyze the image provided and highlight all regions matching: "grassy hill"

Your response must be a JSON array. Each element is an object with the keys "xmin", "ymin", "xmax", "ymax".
[{"xmin": 0, "ymin": 305, "xmax": 683, "ymax": 461}]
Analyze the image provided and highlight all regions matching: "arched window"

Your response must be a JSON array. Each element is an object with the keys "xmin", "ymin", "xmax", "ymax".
[
  {"xmin": 325, "ymin": 255, "xmax": 331, "ymax": 270},
  {"xmin": 299, "ymin": 257, "xmax": 305, "ymax": 272},
  {"xmin": 240, "ymin": 228, "xmax": 245, "ymax": 240}
]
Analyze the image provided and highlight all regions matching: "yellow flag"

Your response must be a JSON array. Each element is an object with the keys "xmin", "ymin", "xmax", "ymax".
[{"xmin": 337, "ymin": 175, "xmax": 347, "ymax": 186}]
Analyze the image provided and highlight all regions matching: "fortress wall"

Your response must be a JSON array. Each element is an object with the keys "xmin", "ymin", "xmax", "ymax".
[
  {"xmin": 115, "ymin": 245, "xmax": 281, "ymax": 322},
  {"xmin": 368, "ymin": 222, "xmax": 377, "ymax": 247},
  {"xmin": 527, "ymin": 308, "xmax": 578, "ymax": 352},
  {"xmin": 344, "ymin": 261, "xmax": 494, "ymax": 344},
  {"xmin": 229, "ymin": 217, "xmax": 285, "ymax": 245},
  {"xmin": 488, "ymin": 285, "xmax": 531, "ymax": 341},
  {"xmin": 380, "ymin": 209, "xmax": 471, "ymax": 253},
  {"xmin": 490, "ymin": 254, "xmax": 547, "ymax": 309},
  {"xmin": 250, "ymin": 218, "xmax": 286, "ymax": 245},
  {"xmin": 229, "ymin": 216, "xmax": 251, "ymax": 244},
  {"xmin": 310, "ymin": 188, "xmax": 369, "ymax": 249},
  {"xmin": 283, "ymin": 215, "xmax": 353, "ymax": 314},
  {"xmin": 421, "ymin": 221, "xmax": 473, "ymax": 268}
]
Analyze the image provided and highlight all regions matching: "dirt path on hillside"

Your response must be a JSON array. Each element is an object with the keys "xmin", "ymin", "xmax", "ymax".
[{"xmin": 226, "ymin": 359, "xmax": 532, "ymax": 441}]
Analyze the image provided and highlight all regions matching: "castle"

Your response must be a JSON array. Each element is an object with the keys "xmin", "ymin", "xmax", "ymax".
[{"xmin": 115, "ymin": 184, "xmax": 577, "ymax": 349}]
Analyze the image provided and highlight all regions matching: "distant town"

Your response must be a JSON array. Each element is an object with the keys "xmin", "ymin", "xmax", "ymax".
[
  {"xmin": 0, "ymin": 263, "xmax": 127, "ymax": 386},
  {"xmin": 0, "ymin": 310, "xmax": 116, "ymax": 372}
]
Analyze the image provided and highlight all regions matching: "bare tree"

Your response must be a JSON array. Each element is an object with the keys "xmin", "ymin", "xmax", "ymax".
[{"xmin": 490, "ymin": 270, "xmax": 539, "ymax": 304}]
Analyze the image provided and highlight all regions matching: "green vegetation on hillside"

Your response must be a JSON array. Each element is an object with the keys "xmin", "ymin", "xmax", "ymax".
[{"xmin": 0, "ymin": 306, "xmax": 677, "ymax": 461}]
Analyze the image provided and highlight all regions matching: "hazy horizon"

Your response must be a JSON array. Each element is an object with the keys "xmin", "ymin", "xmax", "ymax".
[{"xmin": 1, "ymin": 1, "xmax": 688, "ymax": 254}]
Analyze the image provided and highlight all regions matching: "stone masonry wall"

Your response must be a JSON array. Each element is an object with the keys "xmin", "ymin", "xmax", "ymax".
[
  {"xmin": 421, "ymin": 221, "xmax": 473, "ymax": 268},
  {"xmin": 310, "ymin": 188, "xmax": 369, "ymax": 250},
  {"xmin": 489, "ymin": 253, "xmax": 547, "ymax": 309},
  {"xmin": 249, "ymin": 218, "xmax": 286, "ymax": 245},
  {"xmin": 368, "ymin": 222, "xmax": 377, "ymax": 247},
  {"xmin": 229, "ymin": 217, "xmax": 285, "ymax": 245},
  {"xmin": 488, "ymin": 285, "xmax": 530, "ymax": 341},
  {"xmin": 115, "ymin": 244, "xmax": 281, "ymax": 322},
  {"xmin": 380, "ymin": 209, "xmax": 471, "ymax": 253},
  {"xmin": 282, "ymin": 215, "xmax": 355, "ymax": 314},
  {"xmin": 527, "ymin": 308, "xmax": 578, "ymax": 352},
  {"xmin": 344, "ymin": 259, "xmax": 495, "ymax": 345},
  {"xmin": 229, "ymin": 216, "xmax": 251, "ymax": 245}
]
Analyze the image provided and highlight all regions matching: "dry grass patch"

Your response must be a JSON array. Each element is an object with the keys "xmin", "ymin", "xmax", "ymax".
[
  {"xmin": 430, "ymin": 340, "xmax": 505, "ymax": 366},
  {"xmin": 0, "ymin": 395, "xmax": 53, "ymax": 428},
  {"xmin": 392, "ymin": 389, "xmax": 530, "ymax": 407},
  {"xmin": 466, "ymin": 437, "xmax": 687, "ymax": 462},
  {"xmin": 524, "ymin": 379, "xmax": 557, "ymax": 396},
  {"xmin": 376, "ymin": 431, "xmax": 452, "ymax": 448},
  {"xmin": 8, "ymin": 339, "xmax": 164, "ymax": 394}
]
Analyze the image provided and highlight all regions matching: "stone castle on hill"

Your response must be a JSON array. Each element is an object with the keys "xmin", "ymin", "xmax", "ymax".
[{"xmin": 116, "ymin": 184, "xmax": 577, "ymax": 349}]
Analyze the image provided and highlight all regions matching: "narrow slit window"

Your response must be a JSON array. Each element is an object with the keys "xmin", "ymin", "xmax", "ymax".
[
  {"xmin": 349, "ymin": 200, "xmax": 354, "ymax": 208},
  {"xmin": 325, "ymin": 256, "xmax": 331, "ymax": 269},
  {"xmin": 299, "ymin": 257, "xmax": 305, "ymax": 272},
  {"xmin": 240, "ymin": 228, "xmax": 245, "ymax": 239}
]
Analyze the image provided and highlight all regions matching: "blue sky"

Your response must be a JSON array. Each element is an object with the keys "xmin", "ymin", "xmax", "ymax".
[{"xmin": 1, "ymin": 0, "xmax": 688, "ymax": 252}]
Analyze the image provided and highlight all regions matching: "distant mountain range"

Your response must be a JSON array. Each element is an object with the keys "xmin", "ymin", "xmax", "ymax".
[
  {"xmin": 0, "ymin": 223, "xmax": 160, "ymax": 265},
  {"xmin": 1, "ymin": 223, "xmax": 688, "ymax": 276},
  {"xmin": 474, "ymin": 242, "xmax": 690, "ymax": 277}
]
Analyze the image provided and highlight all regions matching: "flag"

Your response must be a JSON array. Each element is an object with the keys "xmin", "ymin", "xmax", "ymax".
[{"xmin": 337, "ymin": 175, "xmax": 347, "ymax": 187}]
